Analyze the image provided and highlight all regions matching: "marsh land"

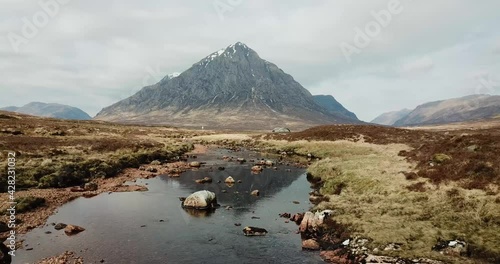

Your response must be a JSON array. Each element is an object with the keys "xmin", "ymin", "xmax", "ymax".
[{"xmin": 1, "ymin": 111, "xmax": 499, "ymax": 264}]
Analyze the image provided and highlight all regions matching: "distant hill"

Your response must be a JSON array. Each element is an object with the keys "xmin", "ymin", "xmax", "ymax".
[
  {"xmin": 1, "ymin": 102, "xmax": 91, "ymax": 120},
  {"xmin": 312, "ymin": 95, "xmax": 358, "ymax": 120},
  {"xmin": 95, "ymin": 42, "xmax": 360, "ymax": 130},
  {"xmin": 371, "ymin": 109, "xmax": 412, "ymax": 126},
  {"xmin": 1, "ymin": 106, "xmax": 20, "ymax": 112},
  {"xmin": 393, "ymin": 95, "xmax": 500, "ymax": 126}
]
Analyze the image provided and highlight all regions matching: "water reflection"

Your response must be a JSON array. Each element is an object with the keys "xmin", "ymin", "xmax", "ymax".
[
  {"xmin": 15, "ymin": 148, "xmax": 323, "ymax": 264},
  {"xmin": 182, "ymin": 207, "xmax": 217, "ymax": 218},
  {"xmin": 161, "ymin": 150, "xmax": 305, "ymax": 214}
]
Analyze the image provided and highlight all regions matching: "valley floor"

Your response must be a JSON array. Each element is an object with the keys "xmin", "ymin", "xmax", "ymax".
[{"xmin": 1, "ymin": 111, "xmax": 499, "ymax": 263}]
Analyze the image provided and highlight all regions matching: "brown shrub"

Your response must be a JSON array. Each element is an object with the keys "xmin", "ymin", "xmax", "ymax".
[
  {"xmin": 266, "ymin": 124, "xmax": 500, "ymax": 191},
  {"xmin": 406, "ymin": 182, "xmax": 427, "ymax": 192},
  {"xmin": 402, "ymin": 172, "xmax": 419, "ymax": 180}
]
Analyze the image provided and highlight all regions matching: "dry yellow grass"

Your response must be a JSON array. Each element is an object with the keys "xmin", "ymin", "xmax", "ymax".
[
  {"xmin": 260, "ymin": 139, "xmax": 500, "ymax": 263},
  {"xmin": 0, "ymin": 112, "xmax": 195, "ymax": 190}
]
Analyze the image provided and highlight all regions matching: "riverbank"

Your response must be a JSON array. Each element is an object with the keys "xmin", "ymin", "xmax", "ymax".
[{"xmin": 261, "ymin": 125, "xmax": 500, "ymax": 264}]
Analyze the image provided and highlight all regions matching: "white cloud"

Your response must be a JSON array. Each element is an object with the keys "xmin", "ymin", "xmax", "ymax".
[
  {"xmin": 1, "ymin": 0, "xmax": 500, "ymax": 121},
  {"xmin": 399, "ymin": 56, "xmax": 434, "ymax": 75}
]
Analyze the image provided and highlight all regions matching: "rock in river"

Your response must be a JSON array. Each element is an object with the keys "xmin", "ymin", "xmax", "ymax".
[
  {"xmin": 189, "ymin": 161, "xmax": 201, "ymax": 168},
  {"xmin": 182, "ymin": 190, "xmax": 218, "ymax": 210},
  {"xmin": 243, "ymin": 226, "xmax": 268, "ymax": 236},
  {"xmin": 250, "ymin": 190, "xmax": 260, "ymax": 196},
  {"xmin": 290, "ymin": 213, "xmax": 304, "ymax": 224},
  {"xmin": 64, "ymin": 224, "xmax": 85, "ymax": 236},
  {"xmin": 251, "ymin": 166, "xmax": 263, "ymax": 172},
  {"xmin": 302, "ymin": 239, "xmax": 320, "ymax": 250},
  {"xmin": 195, "ymin": 177, "xmax": 212, "ymax": 184},
  {"xmin": 224, "ymin": 176, "xmax": 235, "ymax": 184},
  {"xmin": 279, "ymin": 213, "xmax": 291, "ymax": 218},
  {"xmin": 54, "ymin": 223, "xmax": 67, "ymax": 230}
]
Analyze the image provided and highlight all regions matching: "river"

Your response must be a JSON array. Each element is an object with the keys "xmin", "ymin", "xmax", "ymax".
[{"xmin": 15, "ymin": 148, "xmax": 323, "ymax": 264}]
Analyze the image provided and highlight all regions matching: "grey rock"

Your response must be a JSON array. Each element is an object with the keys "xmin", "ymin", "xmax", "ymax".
[{"xmin": 54, "ymin": 223, "xmax": 67, "ymax": 230}]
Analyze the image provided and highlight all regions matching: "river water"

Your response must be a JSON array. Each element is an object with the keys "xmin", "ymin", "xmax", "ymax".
[{"xmin": 14, "ymin": 148, "xmax": 323, "ymax": 264}]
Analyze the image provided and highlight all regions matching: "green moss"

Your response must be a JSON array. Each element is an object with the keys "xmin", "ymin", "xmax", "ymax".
[
  {"xmin": 15, "ymin": 196, "xmax": 46, "ymax": 213},
  {"xmin": 432, "ymin": 153, "xmax": 452, "ymax": 164},
  {"xmin": 38, "ymin": 174, "xmax": 59, "ymax": 188},
  {"xmin": 0, "ymin": 143, "xmax": 193, "ymax": 191}
]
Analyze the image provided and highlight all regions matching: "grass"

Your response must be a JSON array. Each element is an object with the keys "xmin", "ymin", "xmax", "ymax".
[
  {"xmin": 260, "ymin": 137, "xmax": 500, "ymax": 263},
  {"xmin": 0, "ymin": 111, "xmax": 195, "ymax": 191},
  {"xmin": 14, "ymin": 196, "xmax": 46, "ymax": 213}
]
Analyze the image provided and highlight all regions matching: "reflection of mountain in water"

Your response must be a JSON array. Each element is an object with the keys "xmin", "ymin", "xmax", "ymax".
[{"xmin": 160, "ymin": 151, "xmax": 305, "ymax": 215}]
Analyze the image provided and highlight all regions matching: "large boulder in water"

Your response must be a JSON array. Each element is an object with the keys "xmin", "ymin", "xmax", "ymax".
[{"xmin": 182, "ymin": 190, "xmax": 218, "ymax": 210}]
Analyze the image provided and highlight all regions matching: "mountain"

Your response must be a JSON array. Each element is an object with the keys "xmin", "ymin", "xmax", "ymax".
[
  {"xmin": 1, "ymin": 102, "xmax": 91, "ymax": 120},
  {"xmin": 1, "ymin": 106, "xmax": 19, "ymax": 112},
  {"xmin": 393, "ymin": 94, "xmax": 500, "ymax": 126},
  {"xmin": 95, "ymin": 42, "xmax": 359, "ymax": 130},
  {"xmin": 313, "ymin": 95, "xmax": 358, "ymax": 120},
  {"xmin": 371, "ymin": 108, "xmax": 412, "ymax": 126}
]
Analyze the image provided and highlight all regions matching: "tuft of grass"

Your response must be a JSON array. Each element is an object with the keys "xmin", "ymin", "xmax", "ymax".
[
  {"xmin": 15, "ymin": 196, "xmax": 46, "ymax": 213},
  {"xmin": 406, "ymin": 182, "xmax": 427, "ymax": 192},
  {"xmin": 432, "ymin": 153, "xmax": 452, "ymax": 164}
]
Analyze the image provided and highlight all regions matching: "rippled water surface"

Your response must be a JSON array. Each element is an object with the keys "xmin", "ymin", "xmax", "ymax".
[{"xmin": 15, "ymin": 148, "xmax": 323, "ymax": 264}]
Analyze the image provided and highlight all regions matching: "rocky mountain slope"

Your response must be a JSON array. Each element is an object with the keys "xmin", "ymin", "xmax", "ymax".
[
  {"xmin": 393, "ymin": 95, "xmax": 500, "ymax": 126},
  {"xmin": 95, "ymin": 42, "xmax": 359, "ymax": 130},
  {"xmin": 1, "ymin": 102, "xmax": 91, "ymax": 120},
  {"xmin": 371, "ymin": 108, "xmax": 412, "ymax": 126},
  {"xmin": 313, "ymin": 95, "xmax": 357, "ymax": 120}
]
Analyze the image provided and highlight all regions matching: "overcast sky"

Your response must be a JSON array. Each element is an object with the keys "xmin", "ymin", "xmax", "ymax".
[{"xmin": 1, "ymin": 0, "xmax": 499, "ymax": 121}]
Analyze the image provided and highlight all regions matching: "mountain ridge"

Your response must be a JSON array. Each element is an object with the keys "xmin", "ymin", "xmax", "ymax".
[
  {"xmin": 95, "ymin": 42, "xmax": 359, "ymax": 130},
  {"xmin": 313, "ymin": 95, "xmax": 358, "ymax": 120},
  {"xmin": 371, "ymin": 108, "xmax": 412, "ymax": 126},
  {"xmin": 372, "ymin": 94, "xmax": 500, "ymax": 127},
  {"xmin": 394, "ymin": 94, "xmax": 500, "ymax": 126},
  {"xmin": 1, "ymin": 102, "xmax": 91, "ymax": 120}
]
